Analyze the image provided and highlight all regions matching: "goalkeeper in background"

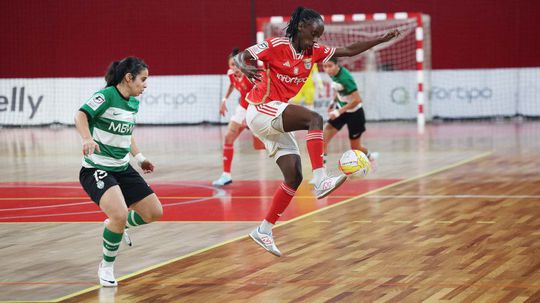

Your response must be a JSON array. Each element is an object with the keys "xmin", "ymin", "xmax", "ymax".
[
  {"xmin": 321, "ymin": 56, "xmax": 378, "ymax": 170},
  {"xmin": 290, "ymin": 63, "xmax": 323, "ymax": 110}
]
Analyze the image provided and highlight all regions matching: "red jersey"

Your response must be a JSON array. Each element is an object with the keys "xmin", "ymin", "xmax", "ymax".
[
  {"xmin": 246, "ymin": 37, "xmax": 335, "ymax": 104},
  {"xmin": 228, "ymin": 69, "xmax": 254, "ymax": 109}
]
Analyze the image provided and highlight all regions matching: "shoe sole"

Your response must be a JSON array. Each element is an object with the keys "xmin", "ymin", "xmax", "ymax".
[
  {"xmin": 316, "ymin": 175, "xmax": 347, "ymax": 199},
  {"xmin": 249, "ymin": 233, "xmax": 282, "ymax": 257},
  {"xmin": 212, "ymin": 180, "xmax": 232, "ymax": 187},
  {"xmin": 99, "ymin": 279, "xmax": 118, "ymax": 287}
]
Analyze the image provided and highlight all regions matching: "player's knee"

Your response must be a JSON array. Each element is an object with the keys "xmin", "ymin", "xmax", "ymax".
[
  {"xmin": 310, "ymin": 111, "xmax": 323, "ymax": 129},
  {"xmin": 142, "ymin": 206, "xmax": 163, "ymax": 223},
  {"xmin": 225, "ymin": 132, "xmax": 236, "ymax": 144},
  {"xmin": 151, "ymin": 204, "xmax": 163, "ymax": 222},
  {"xmin": 109, "ymin": 210, "xmax": 128, "ymax": 226},
  {"xmin": 286, "ymin": 171, "xmax": 303, "ymax": 189}
]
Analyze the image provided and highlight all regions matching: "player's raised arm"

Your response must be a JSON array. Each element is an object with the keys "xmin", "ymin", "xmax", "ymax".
[
  {"xmin": 333, "ymin": 29, "xmax": 400, "ymax": 58},
  {"xmin": 233, "ymin": 50, "xmax": 264, "ymax": 83}
]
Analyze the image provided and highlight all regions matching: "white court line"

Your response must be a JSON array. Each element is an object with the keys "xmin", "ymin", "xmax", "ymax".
[
  {"xmin": 0, "ymin": 183, "xmax": 226, "ymax": 220},
  {"xmin": 367, "ymin": 195, "xmax": 540, "ymax": 199},
  {"xmin": 0, "ymin": 201, "xmax": 93, "ymax": 212},
  {"xmin": 0, "ymin": 184, "xmax": 82, "ymax": 189}
]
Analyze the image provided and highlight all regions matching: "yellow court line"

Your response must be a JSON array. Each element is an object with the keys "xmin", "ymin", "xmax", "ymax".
[
  {"xmin": 9, "ymin": 151, "xmax": 491, "ymax": 303},
  {"xmin": 0, "ymin": 195, "xmax": 356, "ymax": 201},
  {"xmin": 0, "ymin": 221, "xmax": 258, "ymax": 225}
]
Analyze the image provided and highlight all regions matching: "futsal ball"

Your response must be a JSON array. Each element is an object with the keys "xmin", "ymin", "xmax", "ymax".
[{"xmin": 338, "ymin": 150, "xmax": 371, "ymax": 178}]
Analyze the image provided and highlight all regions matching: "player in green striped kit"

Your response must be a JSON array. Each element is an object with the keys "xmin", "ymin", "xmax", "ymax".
[
  {"xmin": 321, "ymin": 56, "xmax": 378, "ymax": 166},
  {"xmin": 75, "ymin": 57, "xmax": 163, "ymax": 287}
]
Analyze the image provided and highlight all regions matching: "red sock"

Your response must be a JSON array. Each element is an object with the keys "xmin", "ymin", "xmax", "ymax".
[
  {"xmin": 306, "ymin": 130, "xmax": 324, "ymax": 170},
  {"xmin": 265, "ymin": 183, "xmax": 296, "ymax": 224},
  {"xmin": 223, "ymin": 144, "xmax": 234, "ymax": 173}
]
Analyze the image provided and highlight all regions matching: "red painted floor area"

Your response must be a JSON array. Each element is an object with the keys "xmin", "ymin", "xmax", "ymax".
[{"xmin": 0, "ymin": 179, "xmax": 399, "ymax": 222}]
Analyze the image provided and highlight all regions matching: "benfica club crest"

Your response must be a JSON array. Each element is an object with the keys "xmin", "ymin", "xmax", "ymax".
[{"xmin": 303, "ymin": 59, "xmax": 312, "ymax": 70}]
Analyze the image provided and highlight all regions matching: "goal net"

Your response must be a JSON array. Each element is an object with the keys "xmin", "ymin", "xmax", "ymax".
[{"xmin": 257, "ymin": 13, "xmax": 432, "ymax": 128}]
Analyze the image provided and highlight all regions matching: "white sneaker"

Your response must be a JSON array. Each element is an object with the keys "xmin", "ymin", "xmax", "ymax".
[
  {"xmin": 314, "ymin": 174, "xmax": 347, "ymax": 199},
  {"xmin": 249, "ymin": 227, "xmax": 282, "ymax": 257},
  {"xmin": 98, "ymin": 263, "xmax": 118, "ymax": 287},
  {"xmin": 212, "ymin": 173, "xmax": 233, "ymax": 187},
  {"xmin": 104, "ymin": 219, "xmax": 132, "ymax": 247},
  {"xmin": 308, "ymin": 177, "xmax": 316, "ymax": 185},
  {"xmin": 368, "ymin": 152, "xmax": 379, "ymax": 172}
]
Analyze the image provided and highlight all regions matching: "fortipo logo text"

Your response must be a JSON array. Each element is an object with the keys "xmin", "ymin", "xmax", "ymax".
[
  {"xmin": 390, "ymin": 86, "xmax": 494, "ymax": 105},
  {"xmin": 140, "ymin": 93, "xmax": 197, "ymax": 108},
  {"xmin": 430, "ymin": 86, "xmax": 493, "ymax": 103}
]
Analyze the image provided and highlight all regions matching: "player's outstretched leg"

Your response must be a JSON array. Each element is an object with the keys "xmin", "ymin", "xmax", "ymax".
[
  {"xmin": 249, "ymin": 154, "xmax": 301, "ymax": 257},
  {"xmin": 306, "ymin": 127, "xmax": 347, "ymax": 199}
]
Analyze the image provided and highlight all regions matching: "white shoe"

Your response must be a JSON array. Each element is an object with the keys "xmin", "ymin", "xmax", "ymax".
[
  {"xmin": 314, "ymin": 174, "xmax": 347, "ymax": 199},
  {"xmin": 308, "ymin": 177, "xmax": 316, "ymax": 185},
  {"xmin": 249, "ymin": 227, "xmax": 282, "ymax": 257},
  {"xmin": 104, "ymin": 219, "xmax": 132, "ymax": 247},
  {"xmin": 368, "ymin": 152, "xmax": 379, "ymax": 172},
  {"xmin": 98, "ymin": 263, "xmax": 118, "ymax": 287},
  {"xmin": 212, "ymin": 173, "xmax": 233, "ymax": 187}
]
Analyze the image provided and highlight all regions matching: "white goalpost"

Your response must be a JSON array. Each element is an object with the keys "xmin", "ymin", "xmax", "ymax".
[{"xmin": 256, "ymin": 12, "xmax": 431, "ymax": 132}]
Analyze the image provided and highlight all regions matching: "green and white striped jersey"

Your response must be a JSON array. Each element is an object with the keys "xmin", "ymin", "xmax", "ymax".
[
  {"xmin": 80, "ymin": 86, "xmax": 139, "ymax": 172},
  {"xmin": 331, "ymin": 66, "xmax": 362, "ymax": 113}
]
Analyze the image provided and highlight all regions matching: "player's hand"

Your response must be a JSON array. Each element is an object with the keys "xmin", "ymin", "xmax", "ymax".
[
  {"xmin": 328, "ymin": 109, "xmax": 341, "ymax": 120},
  {"xmin": 140, "ymin": 160, "xmax": 155, "ymax": 174},
  {"xmin": 219, "ymin": 98, "xmax": 228, "ymax": 116},
  {"xmin": 82, "ymin": 138, "xmax": 100, "ymax": 156},
  {"xmin": 381, "ymin": 29, "xmax": 400, "ymax": 42},
  {"xmin": 327, "ymin": 102, "xmax": 336, "ymax": 113},
  {"xmin": 242, "ymin": 65, "xmax": 265, "ymax": 83}
]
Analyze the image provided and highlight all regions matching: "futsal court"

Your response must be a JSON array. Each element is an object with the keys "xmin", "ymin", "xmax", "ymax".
[{"xmin": 1, "ymin": 120, "xmax": 539, "ymax": 302}]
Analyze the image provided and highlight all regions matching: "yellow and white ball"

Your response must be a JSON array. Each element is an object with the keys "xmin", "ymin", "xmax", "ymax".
[{"xmin": 338, "ymin": 150, "xmax": 371, "ymax": 178}]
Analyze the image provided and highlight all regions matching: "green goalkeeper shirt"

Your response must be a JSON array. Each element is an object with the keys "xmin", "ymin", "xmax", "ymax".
[{"xmin": 79, "ymin": 86, "xmax": 139, "ymax": 172}]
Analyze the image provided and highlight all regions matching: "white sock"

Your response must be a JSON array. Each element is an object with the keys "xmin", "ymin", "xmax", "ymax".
[
  {"xmin": 312, "ymin": 168, "xmax": 327, "ymax": 184},
  {"xmin": 101, "ymin": 260, "xmax": 114, "ymax": 268},
  {"xmin": 222, "ymin": 172, "xmax": 231, "ymax": 179},
  {"xmin": 259, "ymin": 219, "xmax": 273, "ymax": 234}
]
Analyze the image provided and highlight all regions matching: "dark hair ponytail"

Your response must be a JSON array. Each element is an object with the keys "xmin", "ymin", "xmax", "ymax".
[
  {"xmin": 285, "ymin": 6, "xmax": 322, "ymax": 39},
  {"xmin": 105, "ymin": 56, "xmax": 148, "ymax": 87},
  {"xmin": 228, "ymin": 48, "xmax": 240, "ymax": 60}
]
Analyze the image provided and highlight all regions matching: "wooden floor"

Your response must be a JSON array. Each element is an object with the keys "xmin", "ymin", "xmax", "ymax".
[{"xmin": 1, "ymin": 120, "xmax": 539, "ymax": 302}]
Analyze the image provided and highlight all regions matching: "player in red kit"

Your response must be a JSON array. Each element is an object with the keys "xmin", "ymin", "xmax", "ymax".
[
  {"xmin": 213, "ymin": 49, "xmax": 255, "ymax": 187},
  {"xmin": 234, "ymin": 6, "xmax": 399, "ymax": 256}
]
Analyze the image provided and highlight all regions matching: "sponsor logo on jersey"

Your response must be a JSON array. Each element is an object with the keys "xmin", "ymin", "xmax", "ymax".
[
  {"xmin": 283, "ymin": 61, "xmax": 291, "ymax": 67},
  {"xmin": 108, "ymin": 121, "xmax": 134, "ymax": 134},
  {"xmin": 276, "ymin": 73, "xmax": 308, "ymax": 85},
  {"xmin": 87, "ymin": 93, "xmax": 106, "ymax": 110},
  {"xmin": 303, "ymin": 58, "xmax": 312, "ymax": 70}
]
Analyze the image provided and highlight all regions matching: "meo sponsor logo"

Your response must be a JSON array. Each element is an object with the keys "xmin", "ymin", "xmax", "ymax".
[{"xmin": 276, "ymin": 73, "xmax": 307, "ymax": 85}]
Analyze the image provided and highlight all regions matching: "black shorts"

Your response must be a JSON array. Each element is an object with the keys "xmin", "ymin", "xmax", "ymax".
[
  {"xmin": 328, "ymin": 107, "xmax": 366, "ymax": 140},
  {"xmin": 79, "ymin": 164, "xmax": 154, "ymax": 206}
]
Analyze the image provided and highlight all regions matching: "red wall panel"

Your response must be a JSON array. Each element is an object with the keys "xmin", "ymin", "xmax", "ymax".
[{"xmin": 1, "ymin": 0, "xmax": 538, "ymax": 78}]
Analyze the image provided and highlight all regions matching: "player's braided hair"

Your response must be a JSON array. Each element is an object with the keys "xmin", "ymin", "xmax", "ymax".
[
  {"xmin": 285, "ymin": 6, "xmax": 323, "ymax": 40},
  {"xmin": 105, "ymin": 56, "xmax": 148, "ymax": 87}
]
